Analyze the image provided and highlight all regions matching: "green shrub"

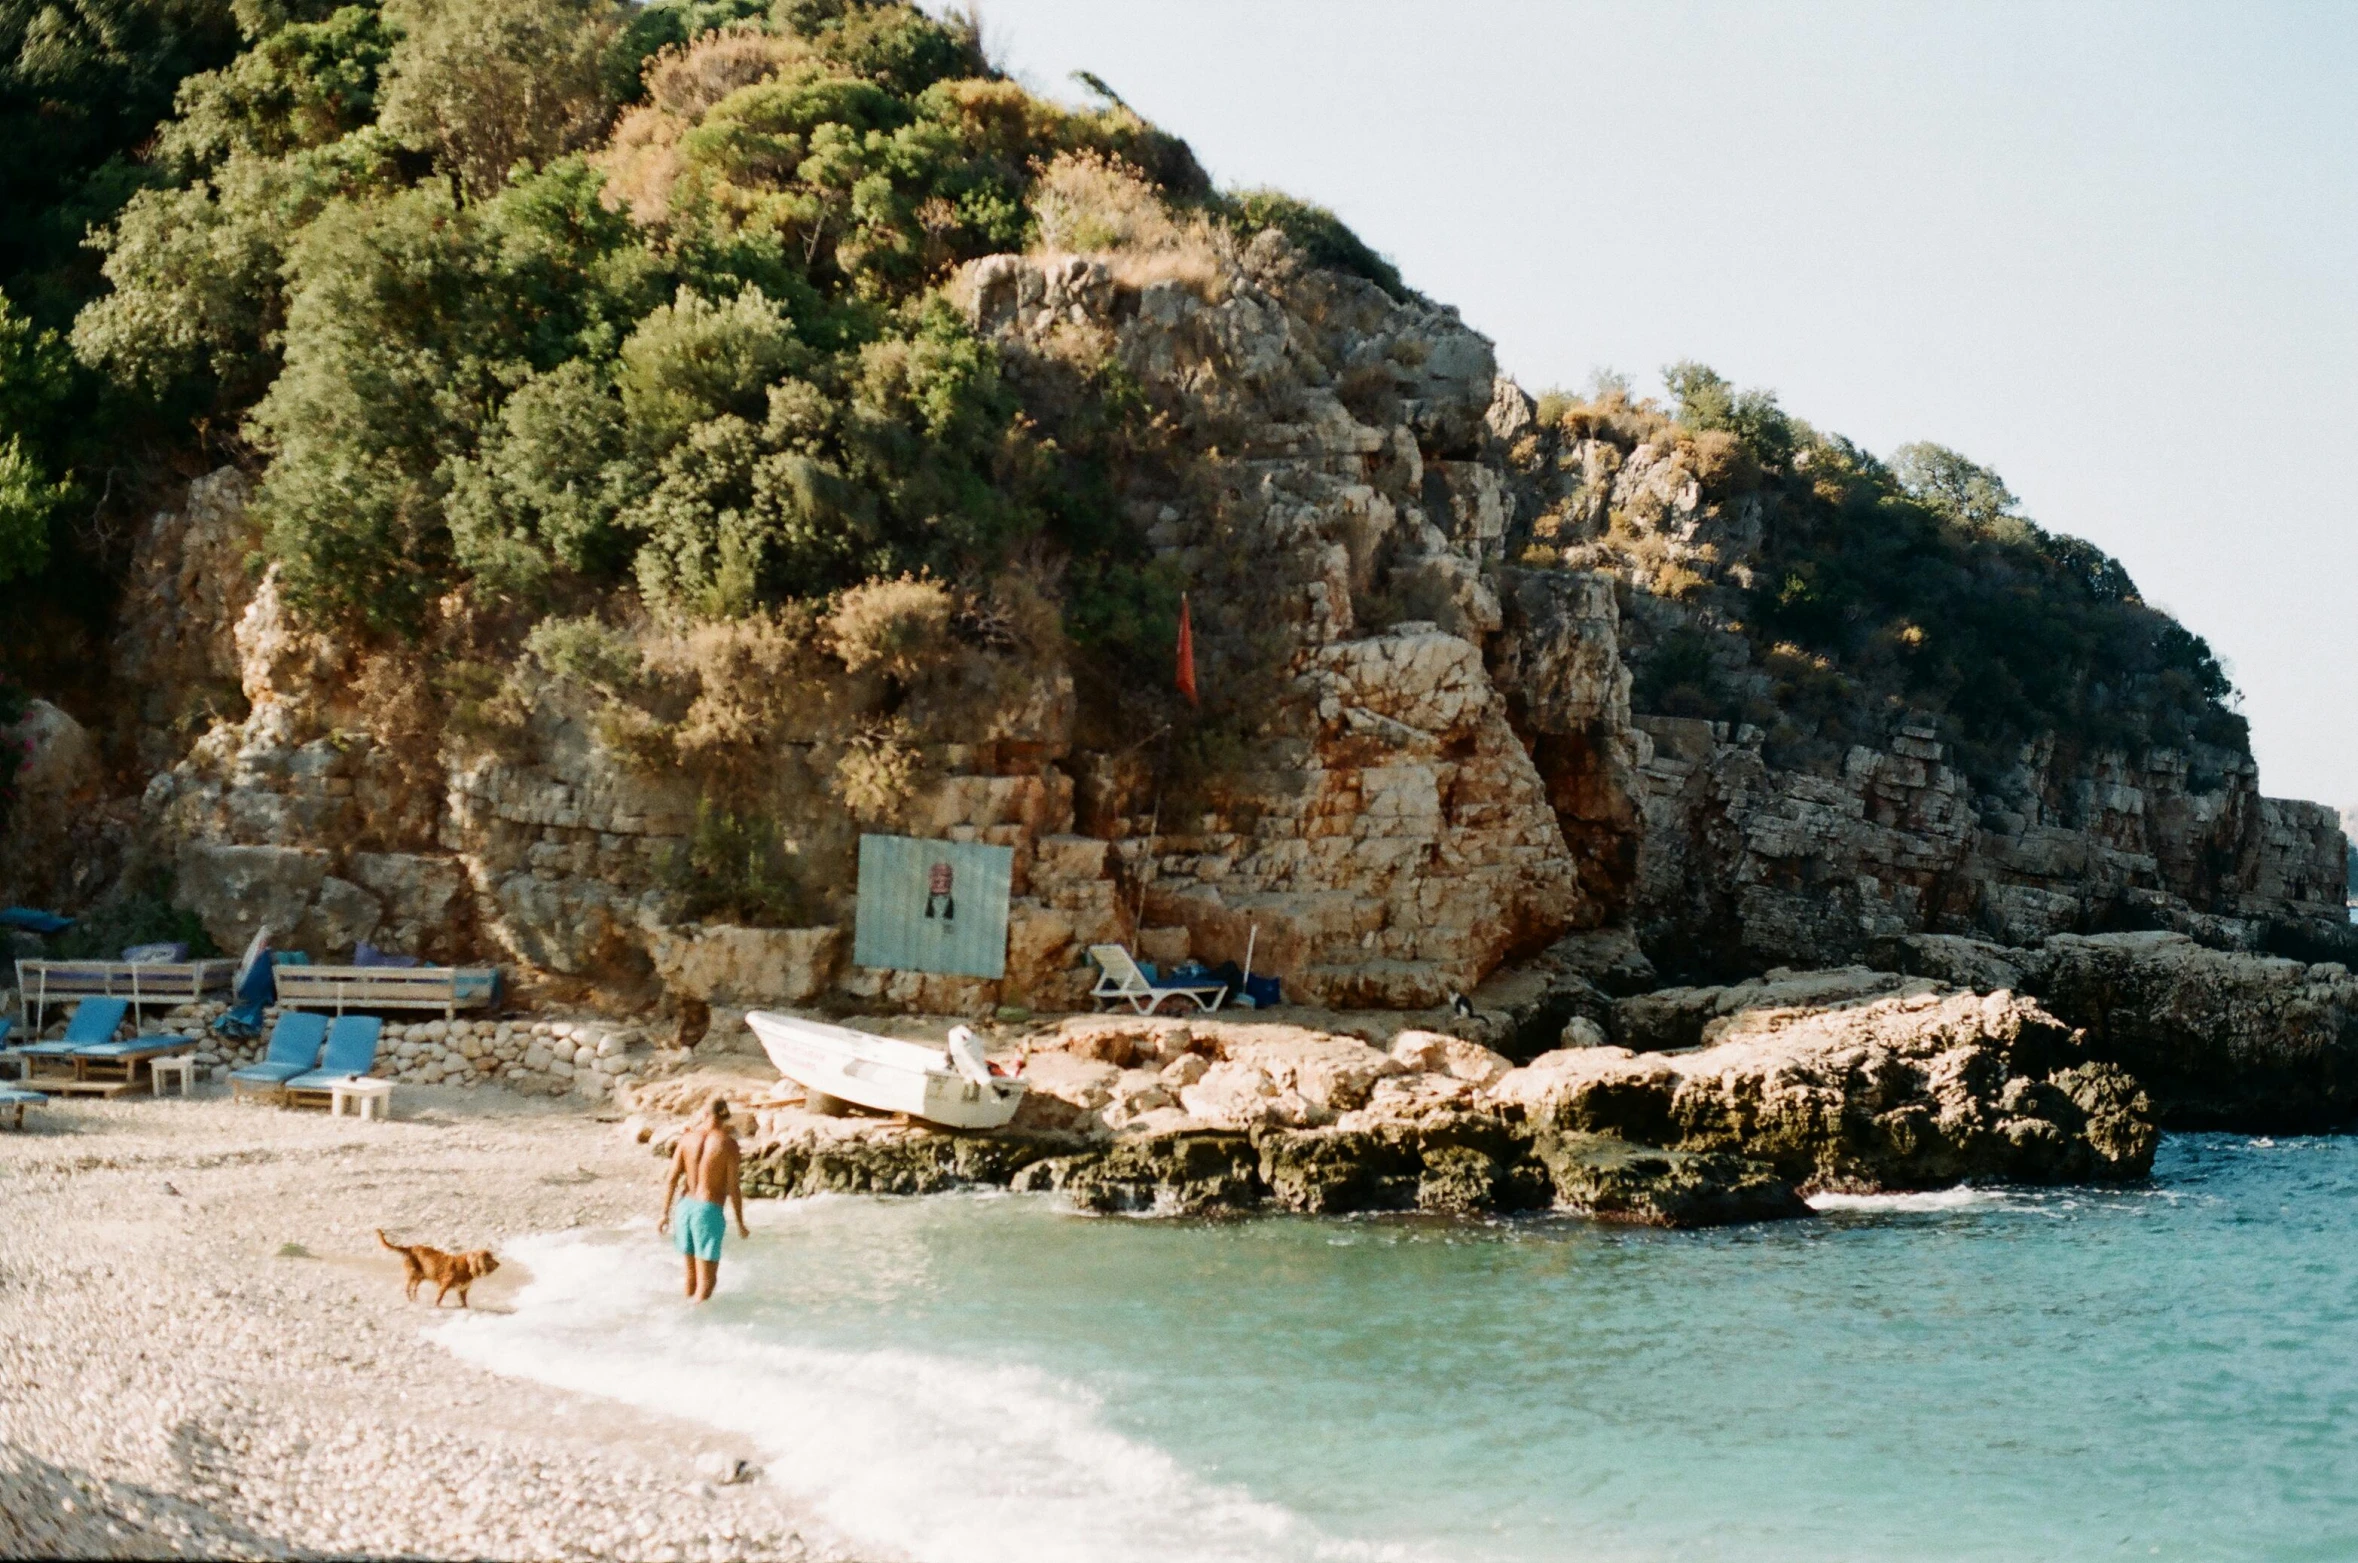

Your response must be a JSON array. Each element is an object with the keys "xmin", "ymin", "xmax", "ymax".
[
  {"xmin": 1219, "ymin": 187, "xmax": 1405, "ymax": 298},
  {"xmin": 525, "ymin": 614, "xmax": 644, "ymax": 692},
  {"xmin": 666, "ymin": 800, "xmax": 806, "ymax": 924}
]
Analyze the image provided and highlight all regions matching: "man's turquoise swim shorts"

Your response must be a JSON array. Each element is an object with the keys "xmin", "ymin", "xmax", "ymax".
[{"xmin": 673, "ymin": 1197, "xmax": 726, "ymax": 1260}]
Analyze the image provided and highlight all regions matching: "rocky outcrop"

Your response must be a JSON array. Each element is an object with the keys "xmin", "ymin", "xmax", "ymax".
[
  {"xmin": 1492, "ymin": 987, "xmax": 2156, "ymax": 1190},
  {"xmin": 728, "ymin": 1107, "xmax": 1802, "ymax": 1227},
  {"xmin": 1888, "ymin": 929, "xmax": 2358, "ymax": 1129},
  {"xmin": 654, "ymin": 985, "xmax": 2151, "ymax": 1224}
]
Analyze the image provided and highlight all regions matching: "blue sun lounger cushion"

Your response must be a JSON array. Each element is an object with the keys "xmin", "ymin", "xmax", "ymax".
[
  {"xmin": 285, "ymin": 1015, "xmax": 382, "ymax": 1092},
  {"xmin": 77, "ymin": 1026, "xmax": 199, "ymax": 1060},
  {"xmin": 229, "ymin": 1012, "xmax": 329, "ymax": 1090},
  {"xmin": 17, "ymin": 997, "xmax": 131, "ymax": 1058}
]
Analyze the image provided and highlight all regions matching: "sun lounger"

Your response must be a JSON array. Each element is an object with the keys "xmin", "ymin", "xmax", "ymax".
[
  {"xmin": 72, "ymin": 1027, "xmax": 199, "ymax": 1086},
  {"xmin": 283, "ymin": 1015, "xmax": 384, "ymax": 1106},
  {"xmin": 13, "ymin": 997, "xmax": 185, "ymax": 1095},
  {"xmin": 17, "ymin": 997, "xmax": 131, "ymax": 1074},
  {"xmin": 229, "ymin": 1012, "xmax": 330, "ymax": 1100},
  {"xmin": 1087, "ymin": 944, "xmax": 1229, "ymax": 1015},
  {"xmin": 0, "ymin": 1084, "xmax": 43, "ymax": 1130}
]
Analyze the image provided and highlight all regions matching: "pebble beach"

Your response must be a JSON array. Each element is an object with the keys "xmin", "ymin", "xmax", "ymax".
[{"xmin": 0, "ymin": 1081, "xmax": 862, "ymax": 1562}]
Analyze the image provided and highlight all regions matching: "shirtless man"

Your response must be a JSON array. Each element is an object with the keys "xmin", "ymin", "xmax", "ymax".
[{"xmin": 659, "ymin": 1099, "xmax": 751, "ymax": 1301}]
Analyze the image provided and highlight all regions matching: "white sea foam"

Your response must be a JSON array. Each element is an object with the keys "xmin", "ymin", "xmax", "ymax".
[
  {"xmin": 433, "ymin": 1232, "xmax": 1413, "ymax": 1563},
  {"xmin": 1805, "ymin": 1186, "xmax": 2008, "ymax": 1213}
]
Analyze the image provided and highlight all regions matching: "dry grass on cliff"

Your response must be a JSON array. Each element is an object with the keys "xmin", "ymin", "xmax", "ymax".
[
  {"xmin": 824, "ymin": 574, "xmax": 953, "ymax": 678},
  {"xmin": 1030, "ymin": 151, "xmax": 1230, "ymax": 297},
  {"xmin": 596, "ymin": 25, "xmax": 812, "ymax": 224}
]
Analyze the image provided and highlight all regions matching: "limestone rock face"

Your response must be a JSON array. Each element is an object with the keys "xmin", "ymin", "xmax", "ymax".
[
  {"xmin": 1620, "ymin": 715, "xmax": 2349, "ymax": 977},
  {"xmin": 971, "ymin": 247, "xmax": 1599, "ymax": 1011},
  {"xmin": 648, "ymin": 925, "xmax": 844, "ymax": 1007},
  {"xmin": 32, "ymin": 223, "xmax": 2349, "ymax": 1021},
  {"xmin": 0, "ymin": 699, "xmax": 106, "ymax": 905},
  {"xmin": 110, "ymin": 468, "xmax": 259, "ymax": 773}
]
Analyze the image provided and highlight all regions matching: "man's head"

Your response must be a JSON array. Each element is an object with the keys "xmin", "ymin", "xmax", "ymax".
[{"xmin": 703, "ymin": 1097, "xmax": 731, "ymax": 1128}]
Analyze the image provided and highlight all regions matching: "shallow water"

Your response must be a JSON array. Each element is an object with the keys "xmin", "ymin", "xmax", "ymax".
[{"xmin": 437, "ymin": 1135, "xmax": 2358, "ymax": 1562}]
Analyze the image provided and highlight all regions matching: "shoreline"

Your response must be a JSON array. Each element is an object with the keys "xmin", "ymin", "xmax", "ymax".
[{"xmin": 0, "ymin": 1084, "xmax": 868, "ymax": 1563}]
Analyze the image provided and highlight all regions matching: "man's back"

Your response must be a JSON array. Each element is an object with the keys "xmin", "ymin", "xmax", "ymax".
[{"xmin": 679, "ymin": 1124, "xmax": 740, "ymax": 1203}]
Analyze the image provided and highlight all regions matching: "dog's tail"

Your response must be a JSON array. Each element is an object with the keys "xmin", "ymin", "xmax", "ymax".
[{"xmin": 376, "ymin": 1228, "xmax": 404, "ymax": 1253}]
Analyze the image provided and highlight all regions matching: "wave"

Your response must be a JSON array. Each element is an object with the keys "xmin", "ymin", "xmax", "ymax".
[
  {"xmin": 433, "ymin": 1231, "xmax": 1418, "ymax": 1563},
  {"xmin": 1805, "ymin": 1186, "xmax": 2012, "ymax": 1213}
]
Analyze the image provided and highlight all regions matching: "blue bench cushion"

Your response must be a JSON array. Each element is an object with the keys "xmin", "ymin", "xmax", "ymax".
[
  {"xmin": 230, "ymin": 1061, "xmax": 309, "ymax": 1084},
  {"xmin": 76, "ymin": 1034, "xmax": 196, "ymax": 1059},
  {"xmin": 284, "ymin": 1068, "xmax": 374, "ymax": 1092},
  {"xmin": 0, "ymin": 1086, "xmax": 45, "ymax": 1104}
]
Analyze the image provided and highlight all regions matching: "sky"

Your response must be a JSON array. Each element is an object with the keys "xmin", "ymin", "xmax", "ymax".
[{"xmin": 956, "ymin": 0, "xmax": 2358, "ymax": 805}]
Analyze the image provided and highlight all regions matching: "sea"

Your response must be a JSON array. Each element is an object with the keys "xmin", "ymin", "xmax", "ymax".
[{"xmin": 435, "ymin": 1134, "xmax": 2358, "ymax": 1563}]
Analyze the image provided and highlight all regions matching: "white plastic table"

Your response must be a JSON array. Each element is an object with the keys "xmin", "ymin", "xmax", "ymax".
[
  {"xmin": 329, "ymin": 1077, "xmax": 393, "ymax": 1120},
  {"xmin": 148, "ymin": 1054, "xmax": 198, "ymax": 1098}
]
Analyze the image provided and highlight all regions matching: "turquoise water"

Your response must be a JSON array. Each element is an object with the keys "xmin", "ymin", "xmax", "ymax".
[{"xmin": 439, "ymin": 1135, "xmax": 2358, "ymax": 1562}]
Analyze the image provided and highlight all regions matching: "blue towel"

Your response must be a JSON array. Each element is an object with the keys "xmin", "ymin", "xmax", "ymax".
[
  {"xmin": 215, "ymin": 953, "xmax": 279, "ymax": 1039},
  {"xmin": 353, "ymin": 942, "xmax": 422, "ymax": 968},
  {"xmin": 0, "ymin": 907, "xmax": 72, "ymax": 935},
  {"xmin": 1243, "ymin": 974, "xmax": 1282, "ymax": 1008}
]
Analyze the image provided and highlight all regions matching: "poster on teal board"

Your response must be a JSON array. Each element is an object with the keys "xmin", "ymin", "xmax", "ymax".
[{"xmin": 853, "ymin": 834, "xmax": 1014, "ymax": 979}]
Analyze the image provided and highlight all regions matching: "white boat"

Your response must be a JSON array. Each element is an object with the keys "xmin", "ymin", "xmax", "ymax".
[{"xmin": 745, "ymin": 1011, "xmax": 1026, "ymax": 1130}]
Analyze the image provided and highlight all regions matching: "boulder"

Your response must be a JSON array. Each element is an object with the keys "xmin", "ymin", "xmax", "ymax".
[
  {"xmin": 1007, "ymin": 1051, "xmax": 1120, "ymax": 1134},
  {"xmin": 1387, "ymin": 1029, "xmax": 1513, "ymax": 1087},
  {"xmin": 1217, "ymin": 1028, "xmax": 1400, "ymax": 1111},
  {"xmin": 1177, "ymin": 1061, "xmax": 1287, "ymax": 1128}
]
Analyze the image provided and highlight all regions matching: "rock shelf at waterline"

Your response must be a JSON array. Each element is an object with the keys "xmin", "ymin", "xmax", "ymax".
[{"xmin": 620, "ymin": 986, "xmax": 2157, "ymax": 1225}]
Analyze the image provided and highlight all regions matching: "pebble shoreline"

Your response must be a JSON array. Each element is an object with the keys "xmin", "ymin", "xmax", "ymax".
[{"xmin": 0, "ymin": 1084, "xmax": 866, "ymax": 1562}]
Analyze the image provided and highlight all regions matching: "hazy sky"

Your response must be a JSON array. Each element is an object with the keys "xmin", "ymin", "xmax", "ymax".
[{"xmin": 960, "ymin": 0, "xmax": 2357, "ymax": 804}]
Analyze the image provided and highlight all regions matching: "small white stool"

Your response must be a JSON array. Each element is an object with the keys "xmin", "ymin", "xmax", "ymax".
[
  {"xmin": 330, "ymin": 1077, "xmax": 393, "ymax": 1120},
  {"xmin": 149, "ymin": 1053, "xmax": 199, "ymax": 1098}
]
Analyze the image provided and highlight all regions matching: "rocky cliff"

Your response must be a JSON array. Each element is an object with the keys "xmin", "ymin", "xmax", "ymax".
[{"xmin": 1, "ymin": 233, "xmax": 2345, "ymax": 1035}]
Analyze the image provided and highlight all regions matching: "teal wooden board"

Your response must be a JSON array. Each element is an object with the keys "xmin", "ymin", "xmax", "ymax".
[{"xmin": 853, "ymin": 835, "xmax": 1014, "ymax": 979}]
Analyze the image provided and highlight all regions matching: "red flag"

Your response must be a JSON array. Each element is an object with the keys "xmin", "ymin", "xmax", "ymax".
[{"xmin": 1175, "ymin": 593, "xmax": 1198, "ymax": 707}]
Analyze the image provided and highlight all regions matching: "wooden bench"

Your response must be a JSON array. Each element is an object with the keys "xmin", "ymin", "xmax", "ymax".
[
  {"xmin": 16, "ymin": 959, "xmax": 237, "ymax": 1031},
  {"xmin": 271, "ymin": 965, "xmax": 499, "ymax": 1020}
]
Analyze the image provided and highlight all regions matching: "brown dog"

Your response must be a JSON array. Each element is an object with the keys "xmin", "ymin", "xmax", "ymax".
[{"xmin": 376, "ymin": 1229, "xmax": 499, "ymax": 1308}]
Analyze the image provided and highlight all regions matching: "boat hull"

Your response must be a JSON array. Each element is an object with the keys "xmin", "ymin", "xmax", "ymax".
[{"xmin": 745, "ymin": 1011, "xmax": 1026, "ymax": 1130}]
